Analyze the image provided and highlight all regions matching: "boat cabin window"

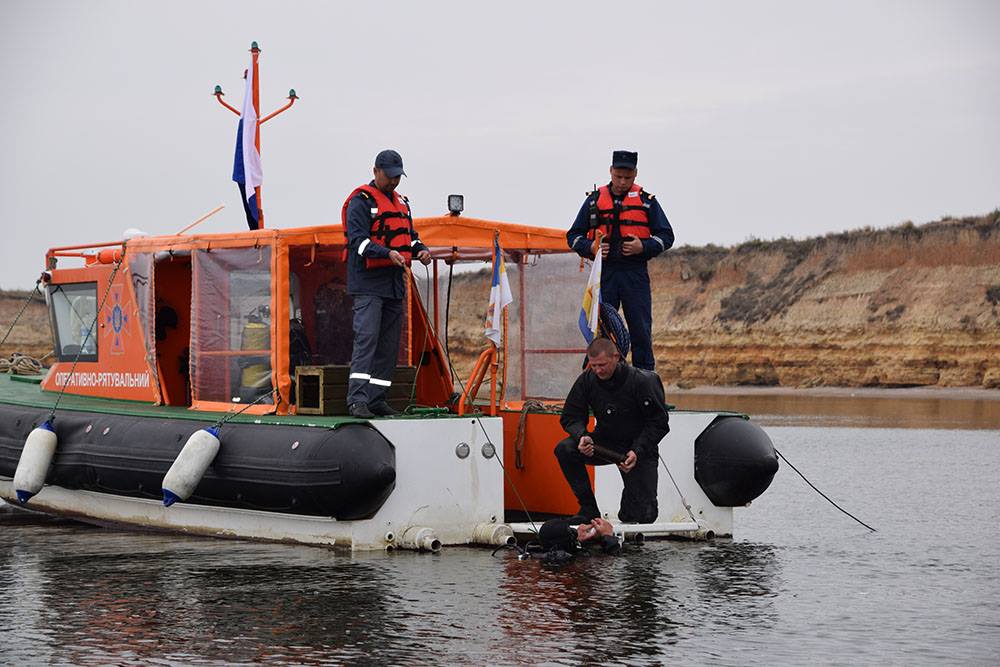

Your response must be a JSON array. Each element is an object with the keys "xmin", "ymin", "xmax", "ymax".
[
  {"xmin": 190, "ymin": 247, "xmax": 274, "ymax": 405},
  {"xmin": 48, "ymin": 282, "xmax": 99, "ymax": 362},
  {"xmin": 427, "ymin": 253, "xmax": 585, "ymax": 403}
]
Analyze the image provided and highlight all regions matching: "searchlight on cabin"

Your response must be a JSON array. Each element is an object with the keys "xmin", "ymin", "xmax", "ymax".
[{"xmin": 447, "ymin": 194, "xmax": 464, "ymax": 216}]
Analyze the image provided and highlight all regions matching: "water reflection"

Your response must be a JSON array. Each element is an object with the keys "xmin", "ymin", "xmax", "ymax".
[
  {"xmin": 3, "ymin": 422, "xmax": 997, "ymax": 664},
  {"xmin": 0, "ymin": 527, "xmax": 400, "ymax": 665},
  {"xmin": 490, "ymin": 539, "xmax": 781, "ymax": 665},
  {"xmin": 672, "ymin": 390, "xmax": 1000, "ymax": 429},
  {"xmin": 694, "ymin": 542, "xmax": 780, "ymax": 601}
]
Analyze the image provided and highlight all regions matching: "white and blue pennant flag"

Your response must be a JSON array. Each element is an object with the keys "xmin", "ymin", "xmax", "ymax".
[
  {"xmin": 484, "ymin": 235, "xmax": 513, "ymax": 347},
  {"xmin": 578, "ymin": 242, "xmax": 602, "ymax": 342}
]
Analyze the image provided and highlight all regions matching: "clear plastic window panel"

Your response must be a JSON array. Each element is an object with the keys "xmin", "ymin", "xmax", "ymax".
[
  {"xmin": 191, "ymin": 247, "xmax": 273, "ymax": 404},
  {"xmin": 48, "ymin": 282, "xmax": 98, "ymax": 361},
  {"xmin": 518, "ymin": 254, "xmax": 589, "ymax": 400},
  {"xmin": 418, "ymin": 253, "xmax": 587, "ymax": 404}
]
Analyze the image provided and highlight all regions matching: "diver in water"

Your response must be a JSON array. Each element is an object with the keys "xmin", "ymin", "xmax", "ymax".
[{"xmin": 537, "ymin": 516, "xmax": 622, "ymax": 565}]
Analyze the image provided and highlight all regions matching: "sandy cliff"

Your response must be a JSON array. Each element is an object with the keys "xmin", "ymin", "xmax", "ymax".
[
  {"xmin": 3, "ymin": 211, "xmax": 998, "ymax": 389},
  {"xmin": 447, "ymin": 211, "xmax": 1000, "ymax": 389},
  {"xmin": 654, "ymin": 211, "xmax": 1000, "ymax": 388}
]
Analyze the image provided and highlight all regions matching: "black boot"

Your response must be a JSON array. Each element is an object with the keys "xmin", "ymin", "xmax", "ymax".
[
  {"xmin": 348, "ymin": 402, "xmax": 375, "ymax": 419},
  {"xmin": 368, "ymin": 400, "xmax": 399, "ymax": 417}
]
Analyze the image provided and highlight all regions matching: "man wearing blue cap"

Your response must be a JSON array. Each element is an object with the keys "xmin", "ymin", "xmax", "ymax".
[
  {"xmin": 341, "ymin": 149, "xmax": 431, "ymax": 418},
  {"xmin": 567, "ymin": 150, "xmax": 674, "ymax": 370}
]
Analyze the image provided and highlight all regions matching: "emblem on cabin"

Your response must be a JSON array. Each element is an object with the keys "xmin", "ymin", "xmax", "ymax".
[{"xmin": 105, "ymin": 286, "xmax": 128, "ymax": 355}]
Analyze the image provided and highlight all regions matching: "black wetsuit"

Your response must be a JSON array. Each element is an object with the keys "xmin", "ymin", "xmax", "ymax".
[{"xmin": 555, "ymin": 362, "xmax": 669, "ymax": 523}]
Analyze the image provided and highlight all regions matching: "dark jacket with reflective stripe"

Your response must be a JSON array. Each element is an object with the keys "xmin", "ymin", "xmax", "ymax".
[{"xmin": 345, "ymin": 181, "xmax": 428, "ymax": 299}]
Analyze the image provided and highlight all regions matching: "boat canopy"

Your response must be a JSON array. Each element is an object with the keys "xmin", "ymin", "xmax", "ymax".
[{"xmin": 42, "ymin": 216, "xmax": 592, "ymax": 414}]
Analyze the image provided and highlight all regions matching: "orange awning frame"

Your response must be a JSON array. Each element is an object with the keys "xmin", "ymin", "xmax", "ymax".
[
  {"xmin": 413, "ymin": 216, "xmax": 569, "ymax": 260},
  {"xmin": 121, "ymin": 216, "xmax": 569, "ymax": 260},
  {"xmin": 45, "ymin": 216, "xmax": 570, "ymax": 414}
]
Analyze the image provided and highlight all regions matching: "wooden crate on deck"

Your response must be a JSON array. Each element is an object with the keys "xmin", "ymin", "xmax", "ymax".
[{"xmin": 295, "ymin": 365, "xmax": 417, "ymax": 415}]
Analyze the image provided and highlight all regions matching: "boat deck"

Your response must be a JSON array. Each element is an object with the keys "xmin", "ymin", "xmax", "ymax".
[{"xmin": 0, "ymin": 374, "xmax": 463, "ymax": 428}]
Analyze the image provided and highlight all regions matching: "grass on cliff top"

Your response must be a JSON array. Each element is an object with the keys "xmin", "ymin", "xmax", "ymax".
[{"xmin": 673, "ymin": 209, "xmax": 1000, "ymax": 257}]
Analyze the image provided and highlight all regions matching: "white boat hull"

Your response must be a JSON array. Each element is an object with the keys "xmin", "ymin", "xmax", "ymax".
[{"xmin": 0, "ymin": 412, "xmax": 744, "ymax": 549}]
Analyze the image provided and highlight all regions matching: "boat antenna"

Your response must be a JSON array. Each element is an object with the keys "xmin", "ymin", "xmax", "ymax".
[{"xmin": 213, "ymin": 41, "xmax": 298, "ymax": 229}]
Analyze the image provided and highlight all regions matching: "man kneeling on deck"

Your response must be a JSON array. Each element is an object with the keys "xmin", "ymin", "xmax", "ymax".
[{"xmin": 554, "ymin": 338, "xmax": 669, "ymax": 524}]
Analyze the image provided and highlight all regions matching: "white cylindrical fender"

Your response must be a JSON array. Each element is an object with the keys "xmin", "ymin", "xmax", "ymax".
[
  {"xmin": 399, "ymin": 526, "xmax": 442, "ymax": 552},
  {"xmin": 161, "ymin": 427, "xmax": 220, "ymax": 507},
  {"xmin": 13, "ymin": 421, "xmax": 58, "ymax": 504},
  {"xmin": 473, "ymin": 522, "xmax": 516, "ymax": 547}
]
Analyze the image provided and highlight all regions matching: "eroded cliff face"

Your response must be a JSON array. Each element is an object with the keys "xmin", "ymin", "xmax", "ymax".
[
  {"xmin": 652, "ymin": 212, "xmax": 1000, "ymax": 388},
  {"xmin": 443, "ymin": 212, "xmax": 1000, "ymax": 389},
  {"xmin": 3, "ymin": 213, "xmax": 998, "ymax": 389}
]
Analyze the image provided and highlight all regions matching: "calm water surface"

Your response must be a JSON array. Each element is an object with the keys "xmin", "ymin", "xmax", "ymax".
[{"xmin": 1, "ymin": 395, "xmax": 998, "ymax": 665}]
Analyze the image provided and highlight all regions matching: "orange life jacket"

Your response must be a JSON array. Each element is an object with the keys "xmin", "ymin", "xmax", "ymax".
[
  {"xmin": 588, "ymin": 184, "xmax": 652, "ymax": 243},
  {"xmin": 341, "ymin": 184, "xmax": 414, "ymax": 269}
]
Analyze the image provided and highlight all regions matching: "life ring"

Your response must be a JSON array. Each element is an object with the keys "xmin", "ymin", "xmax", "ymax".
[{"xmin": 599, "ymin": 303, "xmax": 630, "ymax": 360}]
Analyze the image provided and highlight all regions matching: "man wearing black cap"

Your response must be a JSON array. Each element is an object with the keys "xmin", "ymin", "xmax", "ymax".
[
  {"xmin": 341, "ymin": 149, "xmax": 431, "ymax": 418},
  {"xmin": 567, "ymin": 150, "xmax": 674, "ymax": 371}
]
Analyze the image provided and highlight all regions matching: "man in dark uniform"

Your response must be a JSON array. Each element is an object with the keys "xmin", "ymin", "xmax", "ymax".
[
  {"xmin": 567, "ymin": 150, "xmax": 674, "ymax": 370},
  {"xmin": 554, "ymin": 338, "xmax": 669, "ymax": 523},
  {"xmin": 343, "ymin": 149, "xmax": 431, "ymax": 418}
]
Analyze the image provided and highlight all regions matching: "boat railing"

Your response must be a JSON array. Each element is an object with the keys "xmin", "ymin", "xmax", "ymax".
[{"xmin": 46, "ymin": 241, "xmax": 125, "ymax": 268}]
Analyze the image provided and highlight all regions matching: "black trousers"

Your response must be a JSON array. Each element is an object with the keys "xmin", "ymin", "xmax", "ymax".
[
  {"xmin": 553, "ymin": 437, "xmax": 658, "ymax": 523},
  {"xmin": 602, "ymin": 269, "xmax": 654, "ymax": 371}
]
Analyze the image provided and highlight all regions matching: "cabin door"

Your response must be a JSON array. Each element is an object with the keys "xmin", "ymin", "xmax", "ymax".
[{"xmin": 153, "ymin": 256, "xmax": 192, "ymax": 406}]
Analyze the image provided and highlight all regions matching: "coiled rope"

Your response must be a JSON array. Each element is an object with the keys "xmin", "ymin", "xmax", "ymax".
[{"xmin": 0, "ymin": 353, "xmax": 46, "ymax": 376}]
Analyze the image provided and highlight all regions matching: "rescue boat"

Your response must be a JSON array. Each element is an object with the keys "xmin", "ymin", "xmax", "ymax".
[{"xmin": 0, "ymin": 45, "xmax": 778, "ymax": 551}]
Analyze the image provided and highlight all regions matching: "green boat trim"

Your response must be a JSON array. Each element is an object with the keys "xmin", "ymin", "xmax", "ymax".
[{"xmin": 0, "ymin": 374, "xmax": 464, "ymax": 429}]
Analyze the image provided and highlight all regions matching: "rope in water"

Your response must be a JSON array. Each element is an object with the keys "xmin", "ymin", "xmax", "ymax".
[{"xmin": 775, "ymin": 447, "xmax": 877, "ymax": 532}]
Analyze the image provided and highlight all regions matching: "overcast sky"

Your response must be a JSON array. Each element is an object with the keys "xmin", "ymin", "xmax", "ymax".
[{"xmin": 1, "ymin": 0, "xmax": 997, "ymax": 289}]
